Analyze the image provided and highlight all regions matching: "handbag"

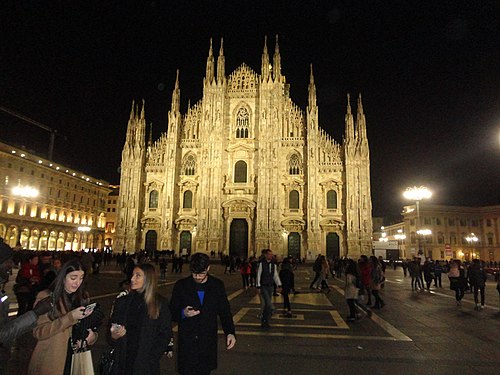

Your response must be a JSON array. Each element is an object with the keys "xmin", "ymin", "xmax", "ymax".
[
  {"xmin": 71, "ymin": 348, "xmax": 95, "ymax": 375},
  {"xmin": 99, "ymin": 348, "xmax": 115, "ymax": 375}
]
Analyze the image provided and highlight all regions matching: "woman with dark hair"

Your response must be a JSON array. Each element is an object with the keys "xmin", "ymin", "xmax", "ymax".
[
  {"xmin": 28, "ymin": 259, "xmax": 97, "ymax": 375},
  {"xmin": 110, "ymin": 263, "xmax": 173, "ymax": 375},
  {"xmin": 448, "ymin": 259, "xmax": 467, "ymax": 306}
]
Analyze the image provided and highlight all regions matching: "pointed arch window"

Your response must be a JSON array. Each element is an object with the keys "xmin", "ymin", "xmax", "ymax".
[
  {"xmin": 183, "ymin": 155, "xmax": 196, "ymax": 175},
  {"xmin": 234, "ymin": 161, "xmax": 247, "ymax": 183},
  {"xmin": 235, "ymin": 107, "xmax": 249, "ymax": 138},
  {"xmin": 326, "ymin": 190, "xmax": 337, "ymax": 209},
  {"xmin": 289, "ymin": 190, "xmax": 299, "ymax": 209},
  {"xmin": 289, "ymin": 153, "xmax": 301, "ymax": 175},
  {"xmin": 149, "ymin": 190, "xmax": 159, "ymax": 209},
  {"xmin": 183, "ymin": 190, "xmax": 193, "ymax": 209}
]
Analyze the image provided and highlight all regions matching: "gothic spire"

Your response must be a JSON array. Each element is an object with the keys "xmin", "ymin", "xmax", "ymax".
[
  {"xmin": 171, "ymin": 69, "xmax": 180, "ymax": 113},
  {"xmin": 308, "ymin": 64, "xmax": 317, "ymax": 109},
  {"xmin": 205, "ymin": 38, "xmax": 215, "ymax": 84},
  {"xmin": 129, "ymin": 99, "xmax": 135, "ymax": 119},
  {"xmin": 140, "ymin": 99, "xmax": 145, "ymax": 119},
  {"xmin": 273, "ymin": 35, "xmax": 281, "ymax": 81},
  {"xmin": 217, "ymin": 37, "xmax": 225, "ymax": 84},
  {"xmin": 345, "ymin": 93, "xmax": 355, "ymax": 140},
  {"xmin": 261, "ymin": 35, "xmax": 270, "ymax": 82},
  {"xmin": 148, "ymin": 123, "xmax": 153, "ymax": 147},
  {"xmin": 356, "ymin": 93, "xmax": 367, "ymax": 140}
]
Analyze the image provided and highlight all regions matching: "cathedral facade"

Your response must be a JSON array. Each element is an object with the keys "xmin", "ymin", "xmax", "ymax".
[{"xmin": 115, "ymin": 37, "xmax": 373, "ymax": 260}]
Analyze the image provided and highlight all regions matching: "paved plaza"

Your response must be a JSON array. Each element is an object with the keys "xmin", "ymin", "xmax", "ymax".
[{"xmin": 4, "ymin": 262, "xmax": 500, "ymax": 374}]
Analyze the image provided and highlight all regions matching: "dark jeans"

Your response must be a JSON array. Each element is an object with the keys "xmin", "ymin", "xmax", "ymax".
[
  {"xmin": 241, "ymin": 274, "xmax": 249, "ymax": 288},
  {"xmin": 434, "ymin": 273, "xmax": 442, "ymax": 287},
  {"xmin": 346, "ymin": 299, "xmax": 356, "ymax": 318},
  {"xmin": 309, "ymin": 272, "xmax": 320, "ymax": 288},
  {"xmin": 411, "ymin": 276, "xmax": 423, "ymax": 290},
  {"xmin": 260, "ymin": 285, "xmax": 274, "ymax": 325},
  {"xmin": 472, "ymin": 285, "xmax": 485, "ymax": 305},
  {"xmin": 455, "ymin": 287, "xmax": 465, "ymax": 302},
  {"xmin": 372, "ymin": 289, "xmax": 384, "ymax": 307},
  {"xmin": 282, "ymin": 290, "xmax": 291, "ymax": 311}
]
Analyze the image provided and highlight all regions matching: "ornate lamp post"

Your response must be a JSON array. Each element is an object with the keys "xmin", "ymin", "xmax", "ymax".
[{"xmin": 403, "ymin": 186, "xmax": 432, "ymax": 257}]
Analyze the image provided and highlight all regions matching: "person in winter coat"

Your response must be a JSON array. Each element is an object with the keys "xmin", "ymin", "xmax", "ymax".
[
  {"xmin": 467, "ymin": 259, "xmax": 487, "ymax": 310},
  {"xmin": 110, "ymin": 263, "xmax": 173, "ymax": 375},
  {"xmin": 448, "ymin": 259, "xmax": 467, "ymax": 306},
  {"xmin": 422, "ymin": 260, "xmax": 434, "ymax": 291},
  {"xmin": 344, "ymin": 259, "xmax": 360, "ymax": 322},
  {"xmin": 279, "ymin": 257, "xmax": 295, "ymax": 317},
  {"xmin": 358, "ymin": 255, "xmax": 373, "ymax": 306},
  {"xmin": 239, "ymin": 259, "xmax": 251, "ymax": 289},
  {"xmin": 433, "ymin": 260, "xmax": 443, "ymax": 287},
  {"xmin": 408, "ymin": 258, "xmax": 423, "ymax": 291},
  {"xmin": 369, "ymin": 256, "xmax": 385, "ymax": 309},
  {"xmin": 15, "ymin": 254, "xmax": 41, "ymax": 316},
  {"xmin": 28, "ymin": 260, "xmax": 97, "ymax": 375},
  {"xmin": 170, "ymin": 253, "xmax": 236, "ymax": 375}
]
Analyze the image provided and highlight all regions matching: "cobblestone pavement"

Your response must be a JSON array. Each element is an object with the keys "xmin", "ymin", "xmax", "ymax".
[{"xmin": 4, "ymin": 261, "xmax": 500, "ymax": 375}]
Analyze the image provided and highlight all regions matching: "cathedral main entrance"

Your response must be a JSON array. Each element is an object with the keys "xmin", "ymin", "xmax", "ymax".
[
  {"xmin": 288, "ymin": 232, "xmax": 301, "ymax": 259},
  {"xmin": 326, "ymin": 232, "xmax": 340, "ymax": 259},
  {"xmin": 145, "ymin": 230, "xmax": 157, "ymax": 252},
  {"xmin": 179, "ymin": 231, "xmax": 192, "ymax": 255},
  {"xmin": 229, "ymin": 219, "xmax": 248, "ymax": 259}
]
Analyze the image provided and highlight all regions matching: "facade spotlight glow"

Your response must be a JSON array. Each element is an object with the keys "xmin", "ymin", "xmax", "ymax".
[{"xmin": 12, "ymin": 185, "xmax": 39, "ymax": 198}]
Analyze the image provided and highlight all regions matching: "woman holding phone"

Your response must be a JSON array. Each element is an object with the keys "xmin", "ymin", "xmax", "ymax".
[
  {"xmin": 28, "ymin": 259, "xmax": 98, "ymax": 375},
  {"xmin": 109, "ymin": 263, "xmax": 173, "ymax": 375}
]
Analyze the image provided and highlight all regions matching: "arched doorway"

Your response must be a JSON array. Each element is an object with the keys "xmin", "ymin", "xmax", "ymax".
[
  {"xmin": 179, "ymin": 231, "xmax": 192, "ymax": 255},
  {"xmin": 229, "ymin": 219, "xmax": 248, "ymax": 258},
  {"xmin": 288, "ymin": 232, "xmax": 301, "ymax": 259},
  {"xmin": 145, "ymin": 230, "xmax": 158, "ymax": 252},
  {"xmin": 326, "ymin": 232, "xmax": 340, "ymax": 259}
]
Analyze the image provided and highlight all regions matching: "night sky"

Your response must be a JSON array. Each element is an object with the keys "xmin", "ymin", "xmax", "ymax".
[{"xmin": 1, "ymin": 0, "xmax": 499, "ymax": 220}]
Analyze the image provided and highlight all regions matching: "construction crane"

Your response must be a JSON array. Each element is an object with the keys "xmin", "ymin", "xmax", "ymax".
[{"xmin": 0, "ymin": 105, "xmax": 61, "ymax": 160}]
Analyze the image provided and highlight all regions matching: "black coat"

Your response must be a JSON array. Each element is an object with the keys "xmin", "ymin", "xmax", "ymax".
[
  {"xmin": 169, "ymin": 275, "xmax": 235, "ymax": 374},
  {"xmin": 110, "ymin": 291, "xmax": 173, "ymax": 375}
]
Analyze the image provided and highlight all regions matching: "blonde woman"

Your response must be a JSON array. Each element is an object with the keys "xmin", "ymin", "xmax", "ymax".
[{"xmin": 110, "ymin": 263, "xmax": 173, "ymax": 375}]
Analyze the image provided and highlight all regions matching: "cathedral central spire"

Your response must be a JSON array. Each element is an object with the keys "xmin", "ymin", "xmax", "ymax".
[
  {"xmin": 345, "ymin": 93, "xmax": 355, "ymax": 140},
  {"xmin": 171, "ymin": 69, "xmax": 180, "ymax": 113},
  {"xmin": 308, "ymin": 64, "xmax": 317, "ymax": 110}
]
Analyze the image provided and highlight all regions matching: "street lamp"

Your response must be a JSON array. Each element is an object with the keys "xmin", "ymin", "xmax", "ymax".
[
  {"xmin": 403, "ymin": 186, "xmax": 432, "ymax": 257},
  {"xmin": 394, "ymin": 229, "xmax": 406, "ymax": 258},
  {"xmin": 465, "ymin": 233, "xmax": 479, "ymax": 260}
]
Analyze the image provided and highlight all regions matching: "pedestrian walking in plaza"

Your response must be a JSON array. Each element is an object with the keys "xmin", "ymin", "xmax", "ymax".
[
  {"xmin": 239, "ymin": 258, "xmax": 251, "ymax": 289},
  {"xmin": 257, "ymin": 249, "xmax": 282, "ymax": 329},
  {"xmin": 402, "ymin": 259, "xmax": 409, "ymax": 277},
  {"xmin": 359, "ymin": 255, "xmax": 373, "ymax": 306},
  {"xmin": 433, "ymin": 260, "xmax": 443, "ymax": 287},
  {"xmin": 369, "ymin": 256, "xmax": 385, "ymax": 309},
  {"xmin": 14, "ymin": 253, "xmax": 41, "ymax": 316},
  {"xmin": 408, "ymin": 258, "xmax": 423, "ymax": 291},
  {"xmin": 315, "ymin": 256, "xmax": 331, "ymax": 293},
  {"xmin": 468, "ymin": 259, "xmax": 487, "ymax": 310},
  {"xmin": 109, "ymin": 263, "xmax": 173, "ymax": 375},
  {"xmin": 170, "ymin": 253, "xmax": 236, "ymax": 375},
  {"xmin": 309, "ymin": 254, "xmax": 322, "ymax": 289},
  {"xmin": 279, "ymin": 257, "xmax": 295, "ymax": 317},
  {"xmin": 423, "ymin": 259, "xmax": 434, "ymax": 291},
  {"xmin": 344, "ymin": 259, "xmax": 360, "ymax": 322},
  {"xmin": 28, "ymin": 260, "xmax": 99, "ymax": 375},
  {"xmin": 448, "ymin": 259, "xmax": 467, "ymax": 306}
]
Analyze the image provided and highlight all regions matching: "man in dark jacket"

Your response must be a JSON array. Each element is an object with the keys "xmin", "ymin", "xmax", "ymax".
[
  {"xmin": 0, "ymin": 239, "xmax": 52, "ymax": 374},
  {"xmin": 170, "ymin": 253, "xmax": 236, "ymax": 375},
  {"xmin": 468, "ymin": 259, "xmax": 487, "ymax": 310}
]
